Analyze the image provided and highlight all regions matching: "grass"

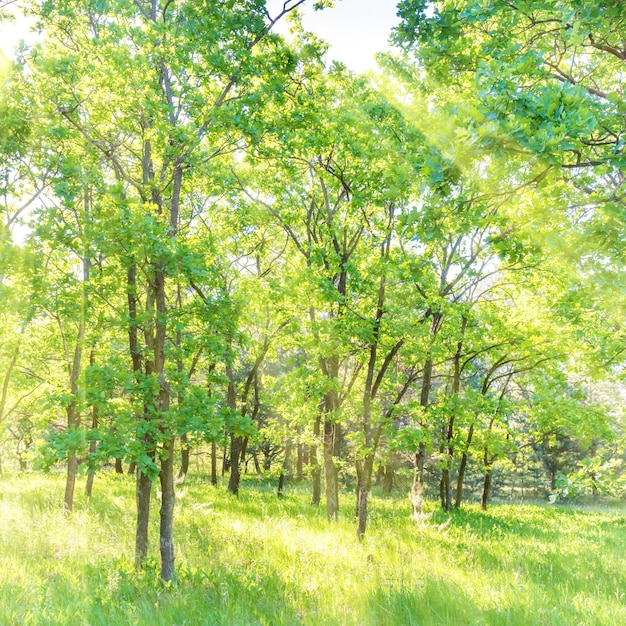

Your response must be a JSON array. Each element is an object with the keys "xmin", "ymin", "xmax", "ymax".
[{"xmin": 1, "ymin": 471, "xmax": 625, "ymax": 625}]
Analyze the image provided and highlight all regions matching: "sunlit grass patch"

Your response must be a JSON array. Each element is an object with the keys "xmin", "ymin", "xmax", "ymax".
[{"xmin": 1, "ymin": 471, "xmax": 625, "ymax": 625}]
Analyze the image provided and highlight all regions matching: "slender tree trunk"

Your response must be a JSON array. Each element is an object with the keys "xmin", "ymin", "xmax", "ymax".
[
  {"xmin": 411, "ymin": 352, "xmax": 435, "ymax": 519},
  {"xmin": 159, "ymin": 438, "xmax": 176, "ymax": 581},
  {"xmin": 252, "ymin": 451, "xmax": 262, "ymax": 474},
  {"xmin": 382, "ymin": 463, "xmax": 394, "ymax": 495},
  {"xmin": 115, "ymin": 458, "xmax": 124, "ymax": 474},
  {"xmin": 177, "ymin": 433, "xmax": 189, "ymax": 483},
  {"xmin": 135, "ymin": 468, "xmax": 152, "ymax": 568},
  {"xmin": 356, "ymin": 457, "xmax": 374, "ymax": 539},
  {"xmin": 323, "ymin": 419, "xmax": 339, "ymax": 520},
  {"xmin": 128, "ymin": 461, "xmax": 137, "ymax": 475},
  {"xmin": 311, "ymin": 415, "xmax": 321, "ymax": 506},
  {"xmin": 482, "ymin": 464, "xmax": 492, "ymax": 511},
  {"xmin": 228, "ymin": 436, "xmax": 249, "ymax": 495},
  {"xmin": 455, "ymin": 423, "xmax": 474, "ymax": 508},
  {"xmin": 85, "ymin": 386, "xmax": 99, "ymax": 497},
  {"xmin": 64, "ymin": 455, "xmax": 79, "ymax": 514},
  {"xmin": 222, "ymin": 438, "xmax": 229, "ymax": 475},
  {"xmin": 278, "ymin": 439, "xmax": 293, "ymax": 498},
  {"xmin": 296, "ymin": 443, "xmax": 303, "ymax": 482},
  {"xmin": 211, "ymin": 441, "xmax": 218, "ymax": 486}
]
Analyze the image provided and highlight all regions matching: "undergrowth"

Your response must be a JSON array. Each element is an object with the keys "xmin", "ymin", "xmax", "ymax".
[{"xmin": 1, "ymin": 471, "xmax": 625, "ymax": 625}]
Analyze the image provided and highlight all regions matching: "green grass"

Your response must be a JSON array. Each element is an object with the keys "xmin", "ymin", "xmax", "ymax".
[{"xmin": 1, "ymin": 471, "xmax": 625, "ymax": 625}]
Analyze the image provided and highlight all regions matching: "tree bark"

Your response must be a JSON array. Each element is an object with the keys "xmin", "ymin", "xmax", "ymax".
[
  {"xmin": 481, "ymin": 465, "xmax": 492, "ymax": 511},
  {"xmin": 356, "ymin": 457, "xmax": 374, "ymax": 539},
  {"xmin": 323, "ymin": 419, "xmax": 339, "ymax": 520},
  {"xmin": 296, "ymin": 442, "xmax": 303, "ymax": 482},
  {"xmin": 85, "ymin": 385, "xmax": 99, "ymax": 497},
  {"xmin": 211, "ymin": 441, "xmax": 218, "ymax": 486},
  {"xmin": 277, "ymin": 439, "xmax": 293, "ymax": 498},
  {"xmin": 135, "ymin": 468, "xmax": 152, "ymax": 568},
  {"xmin": 311, "ymin": 415, "xmax": 321, "ymax": 506},
  {"xmin": 177, "ymin": 433, "xmax": 189, "ymax": 483},
  {"xmin": 159, "ymin": 438, "xmax": 176, "ymax": 581},
  {"xmin": 382, "ymin": 463, "xmax": 394, "ymax": 495},
  {"xmin": 455, "ymin": 423, "xmax": 474, "ymax": 508}
]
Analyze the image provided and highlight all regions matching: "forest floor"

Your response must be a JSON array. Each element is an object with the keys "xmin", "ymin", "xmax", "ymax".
[{"xmin": 1, "ymin": 471, "xmax": 625, "ymax": 625}]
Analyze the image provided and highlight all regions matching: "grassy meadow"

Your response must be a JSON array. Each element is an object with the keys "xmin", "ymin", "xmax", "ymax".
[{"xmin": 1, "ymin": 471, "xmax": 625, "ymax": 625}]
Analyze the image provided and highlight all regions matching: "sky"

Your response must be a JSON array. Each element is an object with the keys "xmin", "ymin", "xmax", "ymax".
[
  {"xmin": 0, "ymin": 1, "xmax": 400, "ymax": 72},
  {"xmin": 269, "ymin": 0, "xmax": 401, "ymax": 72}
]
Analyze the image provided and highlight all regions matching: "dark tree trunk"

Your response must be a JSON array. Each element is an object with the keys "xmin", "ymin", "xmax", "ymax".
[
  {"xmin": 455, "ymin": 423, "xmax": 474, "ymax": 508},
  {"xmin": 135, "ymin": 468, "xmax": 152, "ymax": 568},
  {"xmin": 323, "ymin": 419, "xmax": 339, "ymax": 520},
  {"xmin": 177, "ymin": 433, "xmax": 189, "ymax": 483},
  {"xmin": 482, "ymin": 466, "xmax": 492, "ymax": 511},
  {"xmin": 222, "ymin": 438, "xmax": 229, "ymax": 475},
  {"xmin": 85, "ymin": 396, "xmax": 99, "ymax": 498},
  {"xmin": 228, "ymin": 435, "xmax": 242, "ymax": 495},
  {"xmin": 278, "ymin": 439, "xmax": 293, "ymax": 498},
  {"xmin": 159, "ymin": 438, "xmax": 176, "ymax": 581},
  {"xmin": 115, "ymin": 458, "xmax": 124, "ymax": 474},
  {"xmin": 128, "ymin": 461, "xmax": 137, "ymax": 475},
  {"xmin": 228, "ymin": 436, "xmax": 248, "ymax": 495},
  {"xmin": 211, "ymin": 441, "xmax": 218, "ymax": 486},
  {"xmin": 411, "ymin": 352, "xmax": 434, "ymax": 519},
  {"xmin": 64, "ymin": 455, "xmax": 79, "ymax": 514}
]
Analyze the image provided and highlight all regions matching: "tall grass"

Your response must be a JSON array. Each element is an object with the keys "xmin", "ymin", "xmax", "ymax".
[{"xmin": 1, "ymin": 471, "xmax": 624, "ymax": 625}]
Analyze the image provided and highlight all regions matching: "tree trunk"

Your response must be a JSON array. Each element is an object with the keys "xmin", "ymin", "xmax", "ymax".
[
  {"xmin": 115, "ymin": 458, "xmax": 124, "ymax": 474},
  {"xmin": 64, "ymin": 454, "xmax": 79, "ymax": 514},
  {"xmin": 382, "ymin": 464, "xmax": 394, "ymax": 495},
  {"xmin": 211, "ymin": 441, "xmax": 218, "ymax": 486},
  {"xmin": 311, "ymin": 415, "xmax": 321, "ymax": 506},
  {"xmin": 296, "ymin": 443, "xmax": 303, "ymax": 482},
  {"xmin": 85, "ymin": 398, "xmax": 99, "ymax": 497},
  {"xmin": 159, "ymin": 438, "xmax": 176, "ymax": 581},
  {"xmin": 222, "ymin": 438, "xmax": 229, "ymax": 475},
  {"xmin": 323, "ymin": 420, "xmax": 339, "ymax": 520},
  {"xmin": 411, "ymin": 353, "xmax": 434, "ymax": 519},
  {"xmin": 228, "ymin": 436, "xmax": 248, "ymax": 495},
  {"xmin": 411, "ymin": 444, "xmax": 427, "ymax": 519},
  {"xmin": 128, "ymin": 461, "xmax": 137, "ymax": 475},
  {"xmin": 177, "ymin": 433, "xmax": 189, "ymax": 483},
  {"xmin": 356, "ymin": 457, "xmax": 374, "ymax": 539},
  {"xmin": 277, "ymin": 439, "xmax": 293, "ymax": 498},
  {"xmin": 135, "ymin": 468, "xmax": 152, "ymax": 568},
  {"xmin": 455, "ymin": 423, "xmax": 474, "ymax": 508},
  {"xmin": 481, "ymin": 465, "xmax": 492, "ymax": 511}
]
